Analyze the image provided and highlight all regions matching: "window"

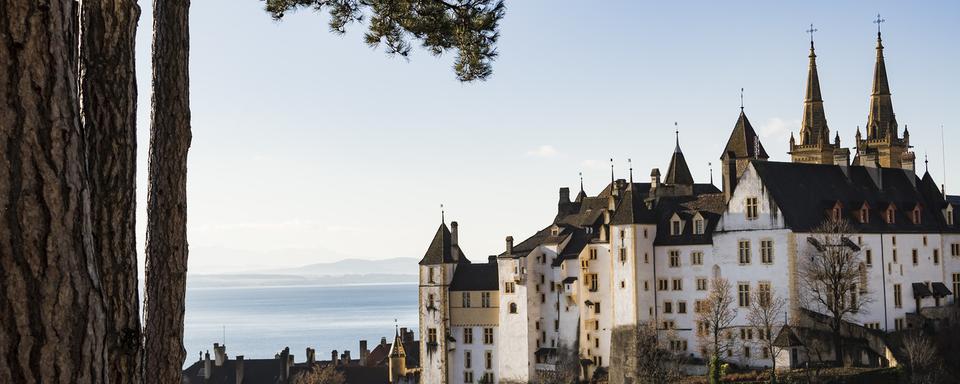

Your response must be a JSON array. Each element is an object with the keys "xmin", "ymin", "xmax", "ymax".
[
  {"xmin": 691, "ymin": 251, "xmax": 704, "ymax": 265},
  {"xmin": 953, "ymin": 273, "xmax": 960, "ymax": 302},
  {"xmin": 912, "ymin": 249, "xmax": 919, "ymax": 265},
  {"xmin": 758, "ymin": 282, "xmax": 771, "ymax": 307},
  {"xmin": 740, "ymin": 328, "xmax": 753, "ymax": 340},
  {"xmin": 508, "ymin": 302, "xmax": 517, "ymax": 314},
  {"xmin": 859, "ymin": 205, "xmax": 870, "ymax": 223},
  {"xmin": 585, "ymin": 274, "xmax": 599, "ymax": 292},
  {"xmin": 590, "ymin": 248, "xmax": 598, "ymax": 260},
  {"xmin": 696, "ymin": 278, "xmax": 708, "ymax": 291},
  {"xmin": 671, "ymin": 219, "xmax": 682, "ymax": 236},
  {"xmin": 892, "ymin": 236, "xmax": 897, "ymax": 246},
  {"xmin": 662, "ymin": 321, "xmax": 675, "ymax": 330},
  {"xmin": 923, "ymin": 236, "xmax": 928, "ymax": 246},
  {"xmin": 865, "ymin": 249, "xmax": 873, "ymax": 266},
  {"xmin": 865, "ymin": 322, "xmax": 881, "ymax": 330},
  {"xmin": 462, "ymin": 292, "xmax": 471, "ymax": 308},
  {"xmin": 951, "ymin": 244, "xmax": 960, "ymax": 257},
  {"xmin": 644, "ymin": 280, "xmax": 650, "ymax": 291},
  {"xmin": 695, "ymin": 300, "xmax": 706, "ymax": 314},
  {"xmin": 948, "ymin": 206, "xmax": 955, "ymax": 226},
  {"xmin": 934, "ymin": 249, "xmax": 940, "ymax": 265},
  {"xmin": 697, "ymin": 321, "xmax": 709, "ymax": 336},
  {"xmin": 912, "ymin": 206, "xmax": 922, "ymax": 224},
  {"xmin": 738, "ymin": 283, "xmax": 751, "ymax": 307},
  {"xmin": 672, "ymin": 278, "xmax": 683, "ymax": 291},
  {"xmin": 464, "ymin": 371, "xmax": 474, "ymax": 384},
  {"xmin": 483, "ymin": 328, "xmax": 494, "ymax": 344},
  {"xmin": 893, "ymin": 284, "xmax": 902, "ymax": 308},
  {"xmin": 762, "ymin": 347, "xmax": 770, "ymax": 359},
  {"xmin": 504, "ymin": 282, "xmax": 515, "ymax": 293},
  {"xmin": 664, "ymin": 301, "xmax": 673, "ymax": 314},
  {"xmin": 644, "ymin": 253, "xmax": 649, "ymax": 263},
  {"xmin": 895, "ymin": 318, "xmax": 905, "ymax": 331},
  {"xmin": 594, "ymin": 301, "xmax": 601, "ymax": 314},
  {"xmin": 892, "ymin": 249, "xmax": 898, "ymax": 263},
  {"xmin": 832, "ymin": 203, "xmax": 842, "ymax": 221},
  {"xmin": 760, "ymin": 240, "xmax": 773, "ymax": 264},
  {"xmin": 428, "ymin": 267, "xmax": 435, "ymax": 283},
  {"xmin": 669, "ymin": 250, "xmax": 680, "ymax": 267},
  {"xmin": 428, "ymin": 294, "xmax": 435, "ymax": 307},
  {"xmin": 746, "ymin": 197, "xmax": 759, "ymax": 219},
  {"xmin": 619, "ymin": 248, "xmax": 626, "ymax": 262},
  {"xmin": 743, "ymin": 346, "xmax": 751, "ymax": 359},
  {"xmin": 886, "ymin": 206, "xmax": 896, "ymax": 224},
  {"xmin": 465, "ymin": 351, "xmax": 472, "ymax": 369},
  {"xmin": 485, "ymin": 351, "xmax": 493, "ymax": 369},
  {"xmin": 658, "ymin": 279, "xmax": 668, "ymax": 291},
  {"xmin": 694, "ymin": 218, "xmax": 705, "ymax": 235},
  {"xmin": 678, "ymin": 301, "xmax": 687, "ymax": 314},
  {"xmin": 464, "ymin": 328, "xmax": 474, "ymax": 344},
  {"xmin": 481, "ymin": 292, "xmax": 491, "ymax": 308},
  {"xmin": 738, "ymin": 240, "xmax": 751, "ymax": 264},
  {"xmin": 428, "ymin": 328, "xmax": 437, "ymax": 344}
]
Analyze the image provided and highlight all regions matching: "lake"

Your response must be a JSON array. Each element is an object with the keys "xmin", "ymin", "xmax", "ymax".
[{"xmin": 183, "ymin": 282, "xmax": 418, "ymax": 365}]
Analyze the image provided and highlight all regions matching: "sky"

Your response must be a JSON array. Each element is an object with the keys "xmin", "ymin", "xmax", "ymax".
[{"xmin": 133, "ymin": 1, "xmax": 960, "ymax": 274}]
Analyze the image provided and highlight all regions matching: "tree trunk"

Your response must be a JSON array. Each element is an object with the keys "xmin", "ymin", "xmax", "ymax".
[
  {"xmin": 0, "ymin": 1, "xmax": 109, "ymax": 383},
  {"xmin": 78, "ymin": 1, "xmax": 143, "ymax": 383},
  {"xmin": 143, "ymin": 0, "xmax": 192, "ymax": 383}
]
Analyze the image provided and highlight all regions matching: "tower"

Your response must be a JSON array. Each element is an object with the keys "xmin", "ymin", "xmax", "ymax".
[
  {"xmin": 853, "ymin": 17, "xmax": 914, "ymax": 170},
  {"xmin": 720, "ymin": 110, "xmax": 769, "ymax": 200},
  {"xmin": 790, "ymin": 25, "xmax": 848, "ymax": 165},
  {"xmin": 418, "ymin": 218, "xmax": 465, "ymax": 384},
  {"xmin": 389, "ymin": 328, "xmax": 408, "ymax": 383}
]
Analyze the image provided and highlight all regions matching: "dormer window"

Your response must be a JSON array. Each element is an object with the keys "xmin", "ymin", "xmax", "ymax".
[
  {"xmin": 947, "ymin": 205, "xmax": 955, "ymax": 226},
  {"xmin": 693, "ymin": 216, "xmax": 705, "ymax": 235},
  {"xmin": 670, "ymin": 214, "xmax": 683, "ymax": 236},
  {"xmin": 551, "ymin": 226, "xmax": 560, "ymax": 236},
  {"xmin": 859, "ymin": 203, "xmax": 870, "ymax": 224},
  {"xmin": 911, "ymin": 204, "xmax": 922, "ymax": 225},
  {"xmin": 885, "ymin": 205, "xmax": 896, "ymax": 224},
  {"xmin": 831, "ymin": 201, "xmax": 843, "ymax": 222}
]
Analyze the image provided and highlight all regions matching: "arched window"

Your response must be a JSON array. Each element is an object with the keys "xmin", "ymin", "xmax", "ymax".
[
  {"xmin": 912, "ymin": 205, "xmax": 922, "ymax": 225},
  {"xmin": 509, "ymin": 302, "xmax": 518, "ymax": 314},
  {"xmin": 886, "ymin": 205, "xmax": 896, "ymax": 224},
  {"xmin": 859, "ymin": 204, "xmax": 870, "ymax": 224}
]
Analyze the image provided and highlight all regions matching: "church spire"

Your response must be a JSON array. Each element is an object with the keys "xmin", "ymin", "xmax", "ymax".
[
  {"xmin": 800, "ymin": 24, "xmax": 829, "ymax": 146},
  {"xmin": 866, "ymin": 14, "xmax": 897, "ymax": 140}
]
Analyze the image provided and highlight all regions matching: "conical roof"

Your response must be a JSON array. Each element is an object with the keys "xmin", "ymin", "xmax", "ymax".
[
  {"xmin": 419, "ymin": 223, "xmax": 454, "ymax": 265},
  {"xmin": 865, "ymin": 33, "xmax": 898, "ymax": 140},
  {"xmin": 664, "ymin": 138, "xmax": 694, "ymax": 185},
  {"xmin": 389, "ymin": 330, "xmax": 406, "ymax": 357},
  {"xmin": 800, "ymin": 41, "xmax": 830, "ymax": 145},
  {"xmin": 721, "ymin": 110, "xmax": 769, "ymax": 160}
]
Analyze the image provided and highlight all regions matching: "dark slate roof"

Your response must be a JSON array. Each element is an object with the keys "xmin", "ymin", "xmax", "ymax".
[
  {"xmin": 751, "ymin": 161, "xmax": 957, "ymax": 233},
  {"xmin": 182, "ymin": 357, "xmax": 391, "ymax": 384},
  {"xmin": 609, "ymin": 185, "xmax": 656, "ymax": 225},
  {"xmin": 419, "ymin": 223, "xmax": 468, "ymax": 265},
  {"xmin": 562, "ymin": 276, "xmax": 578, "ymax": 284},
  {"xmin": 449, "ymin": 260, "xmax": 499, "ymax": 291},
  {"xmin": 664, "ymin": 143, "xmax": 694, "ymax": 185},
  {"xmin": 721, "ymin": 111, "xmax": 769, "ymax": 160},
  {"xmin": 653, "ymin": 190, "xmax": 725, "ymax": 246}
]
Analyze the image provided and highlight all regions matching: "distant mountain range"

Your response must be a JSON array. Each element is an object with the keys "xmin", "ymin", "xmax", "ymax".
[{"xmin": 186, "ymin": 257, "xmax": 419, "ymax": 288}]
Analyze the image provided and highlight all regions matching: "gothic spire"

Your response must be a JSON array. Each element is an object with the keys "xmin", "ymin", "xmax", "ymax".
[
  {"xmin": 800, "ymin": 24, "xmax": 829, "ymax": 146},
  {"xmin": 866, "ymin": 14, "xmax": 898, "ymax": 140}
]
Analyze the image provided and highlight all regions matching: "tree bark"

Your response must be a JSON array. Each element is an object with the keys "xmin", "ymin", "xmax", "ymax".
[
  {"xmin": 78, "ymin": 1, "xmax": 143, "ymax": 382},
  {"xmin": 143, "ymin": 0, "xmax": 192, "ymax": 383},
  {"xmin": 0, "ymin": 1, "xmax": 109, "ymax": 383}
]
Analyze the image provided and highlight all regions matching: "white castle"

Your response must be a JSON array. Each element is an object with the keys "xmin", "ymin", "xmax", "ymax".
[{"xmin": 416, "ymin": 29, "xmax": 960, "ymax": 384}]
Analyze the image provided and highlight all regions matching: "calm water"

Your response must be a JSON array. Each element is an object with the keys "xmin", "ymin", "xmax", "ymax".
[{"xmin": 184, "ymin": 283, "xmax": 418, "ymax": 365}]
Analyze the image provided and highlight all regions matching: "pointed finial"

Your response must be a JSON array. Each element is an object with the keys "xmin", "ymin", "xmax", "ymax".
[
  {"xmin": 674, "ymin": 122, "xmax": 681, "ymax": 152},
  {"xmin": 440, "ymin": 204, "xmax": 445, "ymax": 224},
  {"xmin": 628, "ymin": 158, "xmax": 634, "ymax": 184},
  {"xmin": 925, "ymin": 152, "xmax": 929, "ymax": 173},
  {"xmin": 740, "ymin": 88, "xmax": 744, "ymax": 111},
  {"xmin": 610, "ymin": 158, "xmax": 614, "ymax": 183},
  {"xmin": 874, "ymin": 13, "xmax": 885, "ymax": 40},
  {"xmin": 579, "ymin": 171, "xmax": 584, "ymax": 192},
  {"xmin": 709, "ymin": 162, "xmax": 714, "ymax": 185}
]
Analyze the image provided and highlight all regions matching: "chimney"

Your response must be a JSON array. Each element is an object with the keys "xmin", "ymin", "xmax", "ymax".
[
  {"xmin": 204, "ymin": 351, "xmax": 212, "ymax": 380},
  {"xmin": 488, "ymin": 255, "xmax": 496, "ymax": 264},
  {"xmin": 235, "ymin": 356, "xmax": 244, "ymax": 384},
  {"xmin": 450, "ymin": 221, "xmax": 459, "ymax": 246},
  {"xmin": 505, "ymin": 236, "xmax": 514, "ymax": 256},
  {"xmin": 360, "ymin": 340, "xmax": 369, "ymax": 365},
  {"xmin": 306, "ymin": 347, "xmax": 315, "ymax": 365},
  {"xmin": 559, "ymin": 187, "xmax": 571, "ymax": 204},
  {"xmin": 331, "ymin": 350, "xmax": 338, "ymax": 364},
  {"xmin": 343, "ymin": 350, "xmax": 351, "ymax": 364},
  {"xmin": 405, "ymin": 329, "xmax": 414, "ymax": 343},
  {"xmin": 380, "ymin": 337, "xmax": 387, "ymax": 347},
  {"xmin": 214, "ymin": 343, "xmax": 226, "ymax": 366},
  {"xmin": 650, "ymin": 168, "xmax": 661, "ymax": 192},
  {"xmin": 280, "ymin": 347, "xmax": 291, "ymax": 381}
]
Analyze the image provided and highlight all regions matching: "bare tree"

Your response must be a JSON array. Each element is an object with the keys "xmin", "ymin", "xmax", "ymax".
[
  {"xmin": 536, "ymin": 342, "xmax": 580, "ymax": 384},
  {"xmin": 747, "ymin": 287, "xmax": 787, "ymax": 382},
  {"xmin": 799, "ymin": 218, "xmax": 871, "ymax": 366},
  {"xmin": 696, "ymin": 277, "xmax": 738, "ymax": 384},
  {"xmin": 902, "ymin": 332, "xmax": 943, "ymax": 384},
  {"xmin": 294, "ymin": 364, "xmax": 346, "ymax": 384},
  {"xmin": 629, "ymin": 323, "xmax": 684, "ymax": 384}
]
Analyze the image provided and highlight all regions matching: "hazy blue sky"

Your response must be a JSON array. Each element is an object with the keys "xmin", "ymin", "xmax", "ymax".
[{"xmin": 133, "ymin": 1, "xmax": 959, "ymax": 273}]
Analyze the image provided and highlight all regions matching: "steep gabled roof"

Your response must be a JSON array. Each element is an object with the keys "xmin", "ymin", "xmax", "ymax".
[
  {"xmin": 664, "ymin": 141, "xmax": 694, "ymax": 185},
  {"xmin": 449, "ymin": 261, "xmax": 499, "ymax": 291},
  {"xmin": 721, "ymin": 111, "xmax": 769, "ymax": 160}
]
